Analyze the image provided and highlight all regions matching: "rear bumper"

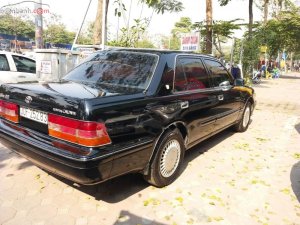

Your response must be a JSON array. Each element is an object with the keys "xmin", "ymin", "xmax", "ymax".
[
  {"xmin": 0, "ymin": 119, "xmax": 154, "ymax": 185},
  {"xmin": 0, "ymin": 131, "xmax": 112, "ymax": 185}
]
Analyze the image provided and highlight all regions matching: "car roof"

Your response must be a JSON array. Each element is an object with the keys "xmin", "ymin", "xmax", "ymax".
[
  {"xmin": 99, "ymin": 47, "xmax": 217, "ymax": 59},
  {"xmin": 0, "ymin": 51, "xmax": 36, "ymax": 61}
]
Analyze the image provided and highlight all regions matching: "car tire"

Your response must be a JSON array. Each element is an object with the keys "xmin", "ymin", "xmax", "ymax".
[
  {"xmin": 144, "ymin": 128, "xmax": 185, "ymax": 188},
  {"xmin": 233, "ymin": 102, "xmax": 252, "ymax": 132}
]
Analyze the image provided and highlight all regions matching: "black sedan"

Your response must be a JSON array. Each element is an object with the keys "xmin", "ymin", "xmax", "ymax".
[{"xmin": 0, "ymin": 49, "xmax": 255, "ymax": 187}]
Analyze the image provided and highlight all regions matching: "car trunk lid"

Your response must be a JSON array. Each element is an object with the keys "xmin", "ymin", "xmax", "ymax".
[{"xmin": 0, "ymin": 81, "xmax": 112, "ymax": 134}]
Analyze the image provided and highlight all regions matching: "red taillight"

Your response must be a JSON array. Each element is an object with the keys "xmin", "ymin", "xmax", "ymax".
[
  {"xmin": 0, "ymin": 100, "xmax": 19, "ymax": 123},
  {"xmin": 48, "ymin": 114, "xmax": 111, "ymax": 147}
]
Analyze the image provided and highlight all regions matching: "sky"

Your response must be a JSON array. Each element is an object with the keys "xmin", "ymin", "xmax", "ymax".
[
  {"xmin": 55, "ymin": 0, "xmax": 262, "ymax": 38},
  {"xmin": 0, "ymin": 0, "xmax": 299, "ymax": 39},
  {"xmin": 0, "ymin": 0, "xmax": 263, "ymax": 36}
]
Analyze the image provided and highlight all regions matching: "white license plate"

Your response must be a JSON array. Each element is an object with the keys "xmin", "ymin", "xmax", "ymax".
[{"xmin": 20, "ymin": 107, "xmax": 48, "ymax": 124}]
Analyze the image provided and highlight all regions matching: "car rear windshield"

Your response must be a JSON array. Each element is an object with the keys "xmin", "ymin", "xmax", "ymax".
[{"xmin": 63, "ymin": 51, "xmax": 158, "ymax": 93}]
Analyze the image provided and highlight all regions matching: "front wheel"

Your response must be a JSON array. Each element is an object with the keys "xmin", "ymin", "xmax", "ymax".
[
  {"xmin": 233, "ymin": 102, "xmax": 252, "ymax": 132},
  {"xmin": 144, "ymin": 129, "xmax": 185, "ymax": 187}
]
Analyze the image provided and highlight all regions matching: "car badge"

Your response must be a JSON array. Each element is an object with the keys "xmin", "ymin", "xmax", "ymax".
[{"xmin": 25, "ymin": 96, "xmax": 33, "ymax": 104}]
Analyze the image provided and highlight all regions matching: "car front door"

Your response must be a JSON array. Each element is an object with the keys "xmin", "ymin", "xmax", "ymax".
[
  {"xmin": 203, "ymin": 58, "xmax": 242, "ymax": 132},
  {"xmin": 0, "ymin": 54, "xmax": 15, "ymax": 83}
]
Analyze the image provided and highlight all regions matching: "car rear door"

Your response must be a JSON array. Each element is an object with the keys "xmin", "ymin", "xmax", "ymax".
[
  {"xmin": 11, "ymin": 55, "xmax": 37, "ymax": 82},
  {"xmin": 173, "ymin": 56, "xmax": 220, "ymax": 147},
  {"xmin": 203, "ymin": 58, "xmax": 242, "ymax": 132}
]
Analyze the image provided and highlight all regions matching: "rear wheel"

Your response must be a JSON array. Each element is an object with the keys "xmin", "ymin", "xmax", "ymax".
[
  {"xmin": 144, "ymin": 129, "xmax": 185, "ymax": 187},
  {"xmin": 233, "ymin": 102, "xmax": 252, "ymax": 132}
]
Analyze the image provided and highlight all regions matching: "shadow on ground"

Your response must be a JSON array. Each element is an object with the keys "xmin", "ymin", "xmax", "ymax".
[
  {"xmin": 295, "ymin": 123, "xmax": 300, "ymax": 134},
  {"xmin": 251, "ymin": 80, "xmax": 271, "ymax": 89},
  {"xmin": 0, "ymin": 118, "xmax": 242, "ymax": 202},
  {"xmin": 113, "ymin": 210, "xmax": 167, "ymax": 225},
  {"xmin": 280, "ymin": 75, "xmax": 300, "ymax": 80},
  {"xmin": 184, "ymin": 129, "xmax": 234, "ymax": 167},
  {"xmin": 0, "ymin": 147, "xmax": 33, "ymax": 170},
  {"xmin": 50, "ymin": 128, "xmax": 236, "ymax": 203},
  {"xmin": 290, "ymin": 161, "xmax": 300, "ymax": 203},
  {"xmin": 0, "ymin": 147, "xmax": 33, "ymax": 171}
]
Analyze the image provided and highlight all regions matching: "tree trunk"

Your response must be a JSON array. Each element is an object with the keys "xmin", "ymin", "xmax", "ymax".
[
  {"xmin": 206, "ymin": 0, "xmax": 213, "ymax": 54},
  {"xmin": 93, "ymin": 0, "xmax": 109, "ymax": 45},
  {"xmin": 264, "ymin": 0, "xmax": 269, "ymax": 23},
  {"xmin": 93, "ymin": 0, "xmax": 103, "ymax": 45},
  {"xmin": 248, "ymin": 0, "xmax": 253, "ymax": 38}
]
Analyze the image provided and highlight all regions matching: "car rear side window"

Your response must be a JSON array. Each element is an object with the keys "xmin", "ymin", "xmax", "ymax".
[
  {"xmin": 204, "ymin": 59, "xmax": 233, "ymax": 87},
  {"xmin": 64, "ymin": 51, "xmax": 158, "ymax": 93},
  {"xmin": 174, "ymin": 57, "xmax": 211, "ymax": 92},
  {"xmin": 12, "ymin": 55, "xmax": 36, "ymax": 73},
  {"xmin": 0, "ymin": 55, "xmax": 10, "ymax": 71}
]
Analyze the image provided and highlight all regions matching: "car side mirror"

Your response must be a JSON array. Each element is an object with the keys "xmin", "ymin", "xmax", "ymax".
[
  {"xmin": 234, "ymin": 78, "xmax": 244, "ymax": 86},
  {"xmin": 219, "ymin": 80, "xmax": 231, "ymax": 91}
]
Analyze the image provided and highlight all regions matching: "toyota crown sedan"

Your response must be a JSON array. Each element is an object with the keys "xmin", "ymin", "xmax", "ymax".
[{"xmin": 0, "ymin": 49, "xmax": 255, "ymax": 187}]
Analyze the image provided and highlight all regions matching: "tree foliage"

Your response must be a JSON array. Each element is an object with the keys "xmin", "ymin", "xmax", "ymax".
[
  {"xmin": 253, "ymin": 8, "xmax": 300, "ymax": 58},
  {"xmin": 141, "ymin": 0, "xmax": 184, "ymax": 14},
  {"xmin": 193, "ymin": 19, "xmax": 242, "ymax": 55},
  {"xmin": 172, "ymin": 17, "xmax": 193, "ymax": 35},
  {"xmin": 94, "ymin": 0, "xmax": 184, "ymax": 44},
  {"xmin": 0, "ymin": 14, "xmax": 35, "ymax": 39},
  {"xmin": 108, "ymin": 18, "xmax": 150, "ymax": 47},
  {"xmin": 44, "ymin": 24, "xmax": 75, "ymax": 44},
  {"xmin": 168, "ymin": 17, "xmax": 193, "ymax": 50}
]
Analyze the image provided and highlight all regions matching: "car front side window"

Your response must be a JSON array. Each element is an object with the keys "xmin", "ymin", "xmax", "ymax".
[
  {"xmin": 174, "ymin": 57, "xmax": 211, "ymax": 92},
  {"xmin": 204, "ymin": 59, "xmax": 233, "ymax": 87},
  {"xmin": 0, "ymin": 55, "xmax": 10, "ymax": 71}
]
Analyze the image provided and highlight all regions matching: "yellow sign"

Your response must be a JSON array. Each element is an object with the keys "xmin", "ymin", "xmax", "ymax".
[{"xmin": 260, "ymin": 46, "xmax": 267, "ymax": 53}]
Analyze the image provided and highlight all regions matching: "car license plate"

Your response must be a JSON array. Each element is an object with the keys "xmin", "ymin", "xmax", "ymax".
[{"xmin": 20, "ymin": 107, "xmax": 48, "ymax": 124}]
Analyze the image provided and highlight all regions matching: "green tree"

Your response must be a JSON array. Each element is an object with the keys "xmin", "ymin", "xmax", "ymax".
[
  {"xmin": 44, "ymin": 24, "xmax": 75, "ymax": 44},
  {"xmin": 0, "ymin": 14, "xmax": 35, "ymax": 39},
  {"xmin": 108, "ymin": 18, "xmax": 149, "ymax": 47},
  {"xmin": 93, "ymin": 0, "xmax": 184, "ymax": 44},
  {"xmin": 77, "ymin": 22, "xmax": 94, "ymax": 45},
  {"xmin": 168, "ymin": 17, "xmax": 193, "ymax": 50},
  {"xmin": 254, "ymin": 8, "xmax": 300, "ymax": 59},
  {"xmin": 136, "ymin": 39, "xmax": 156, "ymax": 48},
  {"xmin": 219, "ymin": 0, "xmax": 254, "ymax": 38},
  {"xmin": 172, "ymin": 17, "xmax": 193, "ymax": 34},
  {"xmin": 193, "ymin": 19, "xmax": 242, "ymax": 56},
  {"xmin": 143, "ymin": 0, "xmax": 184, "ymax": 14}
]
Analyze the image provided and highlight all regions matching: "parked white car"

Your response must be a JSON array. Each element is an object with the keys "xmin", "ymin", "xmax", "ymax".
[{"xmin": 0, "ymin": 51, "xmax": 37, "ymax": 84}]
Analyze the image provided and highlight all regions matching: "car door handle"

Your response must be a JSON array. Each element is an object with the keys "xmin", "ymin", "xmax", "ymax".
[
  {"xmin": 180, "ymin": 101, "xmax": 189, "ymax": 109},
  {"xmin": 218, "ymin": 95, "xmax": 224, "ymax": 101}
]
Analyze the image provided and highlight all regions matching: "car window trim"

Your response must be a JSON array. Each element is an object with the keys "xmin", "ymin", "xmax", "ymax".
[
  {"xmin": 171, "ymin": 87, "xmax": 220, "ymax": 96},
  {"xmin": 173, "ymin": 54, "xmax": 213, "ymax": 93}
]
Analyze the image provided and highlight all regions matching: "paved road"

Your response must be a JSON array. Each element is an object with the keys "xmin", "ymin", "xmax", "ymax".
[{"xmin": 1, "ymin": 73, "xmax": 300, "ymax": 225}]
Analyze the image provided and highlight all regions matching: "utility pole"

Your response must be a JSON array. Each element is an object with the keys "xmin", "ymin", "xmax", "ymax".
[{"xmin": 34, "ymin": 0, "xmax": 43, "ymax": 49}]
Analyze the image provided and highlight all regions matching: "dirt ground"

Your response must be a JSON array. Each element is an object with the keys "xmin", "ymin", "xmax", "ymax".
[{"xmin": 0, "ymin": 73, "xmax": 300, "ymax": 225}]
